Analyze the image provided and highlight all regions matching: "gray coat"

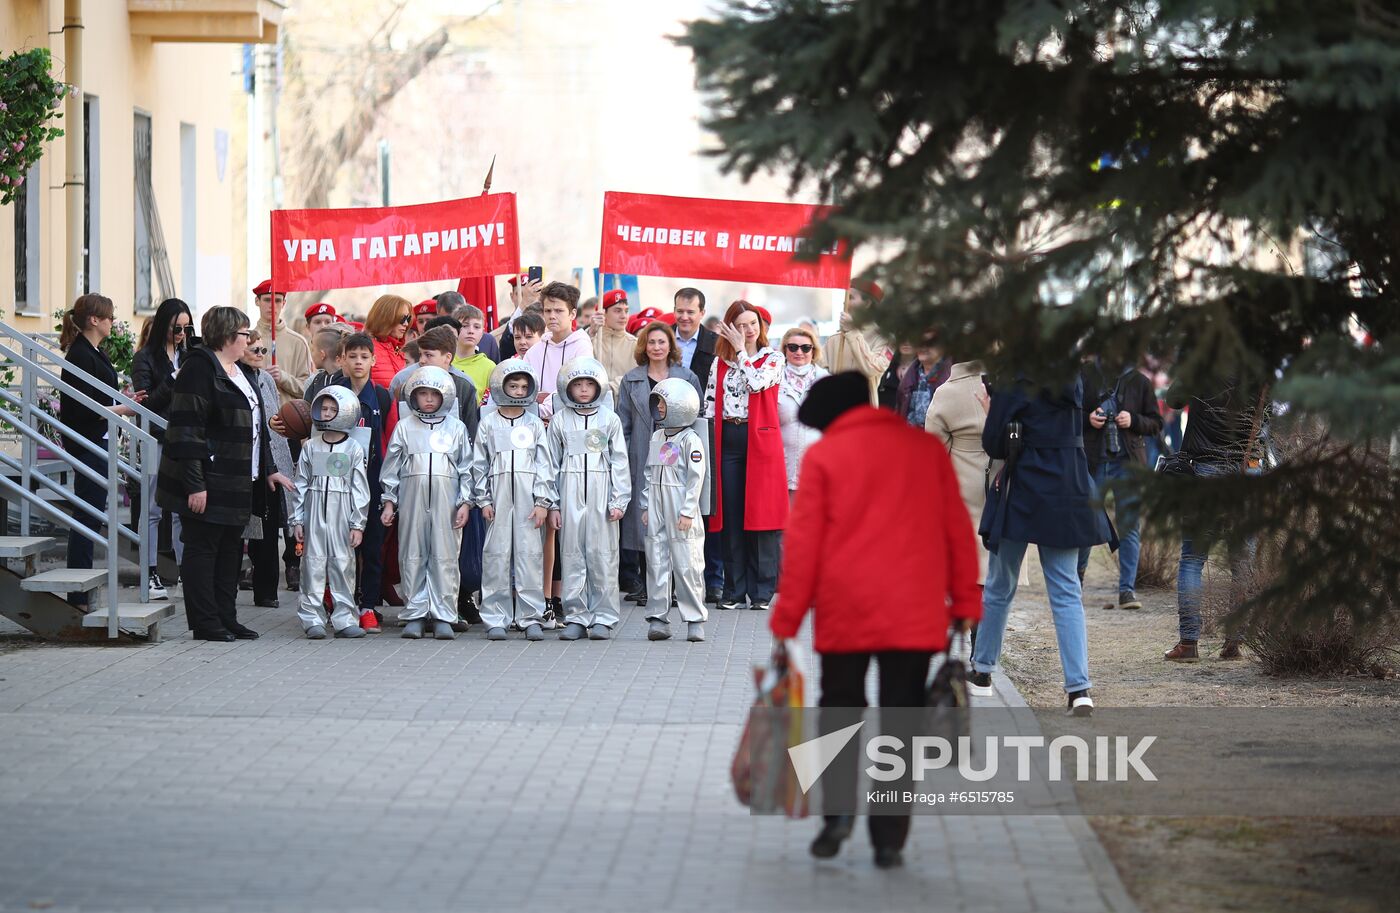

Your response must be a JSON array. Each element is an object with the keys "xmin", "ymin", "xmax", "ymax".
[{"xmin": 617, "ymin": 363, "xmax": 701, "ymax": 551}]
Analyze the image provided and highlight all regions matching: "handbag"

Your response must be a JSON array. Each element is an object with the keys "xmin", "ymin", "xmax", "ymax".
[{"xmin": 925, "ymin": 630, "xmax": 972, "ymax": 761}]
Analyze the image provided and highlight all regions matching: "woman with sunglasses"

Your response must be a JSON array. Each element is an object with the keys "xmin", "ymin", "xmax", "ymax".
[
  {"xmin": 241, "ymin": 330, "xmax": 297, "ymax": 609},
  {"xmin": 777, "ymin": 327, "xmax": 829, "ymax": 502},
  {"xmin": 131, "ymin": 297, "xmax": 195, "ymax": 598},
  {"xmin": 364, "ymin": 294, "xmax": 414, "ymax": 391}
]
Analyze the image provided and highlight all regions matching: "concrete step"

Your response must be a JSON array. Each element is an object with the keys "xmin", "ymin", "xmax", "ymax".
[
  {"xmin": 0, "ymin": 536, "xmax": 57, "ymax": 559},
  {"xmin": 20, "ymin": 568, "xmax": 108, "ymax": 593},
  {"xmin": 82, "ymin": 601, "xmax": 179, "ymax": 641}
]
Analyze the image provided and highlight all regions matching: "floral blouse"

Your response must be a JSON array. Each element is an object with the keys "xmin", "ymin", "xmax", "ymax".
[{"xmin": 703, "ymin": 347, "xmax": 782, "ymax": 421}]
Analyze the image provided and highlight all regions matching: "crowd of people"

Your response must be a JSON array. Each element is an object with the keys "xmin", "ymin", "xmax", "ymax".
[{"xmin": 52, "ymin": 277, "xmax": 1271, "ymax": 870}]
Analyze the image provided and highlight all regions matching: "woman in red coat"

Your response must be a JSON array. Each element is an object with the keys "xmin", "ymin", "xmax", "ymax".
[
  {"xmin": 769, "ymin": 371, "xmax": 981, "ymax": 869},
  {"xmin": 703, "ymin": 300, "xmax": 788, "ymax": 610},
  {"xmin": 364, "ymin": 293, "xmax": 412, "ymax": 392}
]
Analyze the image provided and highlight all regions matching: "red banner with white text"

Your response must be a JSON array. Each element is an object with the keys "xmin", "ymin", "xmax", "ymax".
[
  {"xmin": 599, "ymin": 191, "xmax": 852, "ymax": 290},
  {"xmin": 270, "ymin": 194, "xmax": 519, "ymax": 292}
]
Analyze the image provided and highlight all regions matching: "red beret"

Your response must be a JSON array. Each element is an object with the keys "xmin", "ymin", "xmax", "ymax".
[
  {"xmin": 252, "ymin": 279, "xmax": 273, "ymax": 296},
  {"xmin": 852, "ymin": 279, "xmax": 884, "ymax": 302},
  {"xmin": 507, "ymin": 274, "xmax": 525, "ymax": 287},
  {"xmin": 304, "ymin": 302, "xmax": 337, "ymax": 321},
  {"xmin": 350, "ymin": 321, "xmax": 365, "ymax": 331},
  {"xmin": 659, "ymin": 312, "xmax": 677, "ymax": 326},
  {"xmin": 336, "ymin": 314, "xmax": 348, "ymax": 323},
  {"xmin": 414, "ymin": 300, "xmax": 437, "ymax": 316},
  {"xmin": 602, "ymin": 289, "xmax": 629, "ymax": 309},
  {"xmin": 626, "ymin": 306, "xmax": 663, "ymax": 335},
  {"xmin": 753, "ymin": 305, "xmax": 772, "ymax": 326}
]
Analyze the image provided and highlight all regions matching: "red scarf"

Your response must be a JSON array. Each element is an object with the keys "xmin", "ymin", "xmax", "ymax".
[{"xmin": 708, "ymin": 354, "xmax": 789, "ymax": 533}]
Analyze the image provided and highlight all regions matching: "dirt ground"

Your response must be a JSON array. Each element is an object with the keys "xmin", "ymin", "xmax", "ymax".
[{"xmin": 1001, "ymin": 547, "xmax": 1400, "ymax": 913}]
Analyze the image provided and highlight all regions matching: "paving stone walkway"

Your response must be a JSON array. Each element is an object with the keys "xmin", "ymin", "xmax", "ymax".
[{"xmin": 0, "ymin": 590, "xmax": 1137, "ymax": 912}]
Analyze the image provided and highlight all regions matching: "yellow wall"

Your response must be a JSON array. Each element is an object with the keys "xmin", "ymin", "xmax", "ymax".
[{"xmin": 1, "ymin": 0, "xmax": 239, "ymax": 333}]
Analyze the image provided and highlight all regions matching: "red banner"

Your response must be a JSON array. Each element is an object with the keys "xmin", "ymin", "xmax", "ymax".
[
  {"xmin": 599, "ymin": 191, "xmax": 852, "ymax": 290},
  {"xmin": 270, "ymin": 194, "xmax": 519, "ymax": 292}
]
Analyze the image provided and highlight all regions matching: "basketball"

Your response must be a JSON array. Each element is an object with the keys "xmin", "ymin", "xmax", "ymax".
[{"xmin": 276, "ymin": 398, "xmax": 313, "ymax": 441}]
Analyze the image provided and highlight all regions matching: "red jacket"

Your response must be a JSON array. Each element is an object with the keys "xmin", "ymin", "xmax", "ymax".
[
  {"xmin": 769, "ymin": 406, "xmax": 981, "ymax": 653},
  {"xmin": 370, "ymin": 335, "xmax": 406, "ymax": 393}
]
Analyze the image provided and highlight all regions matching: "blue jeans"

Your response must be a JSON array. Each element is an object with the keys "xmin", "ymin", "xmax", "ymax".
[
  {"xmin": 1175, "ymin": 463, "xmax": 1256, "ymax": 641},
  {"xmin": 1077, "ymin": 459, "xmax": 1139, "ymax": 593},
  {"xmin": 973, "ymin": 540, "xmax": 1092, "ymax": 694}
]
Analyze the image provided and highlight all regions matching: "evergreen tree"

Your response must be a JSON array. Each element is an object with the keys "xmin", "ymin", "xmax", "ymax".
[{"xmin": 680, "ymin": 1, "xmax": 1400, "ymax": 630}]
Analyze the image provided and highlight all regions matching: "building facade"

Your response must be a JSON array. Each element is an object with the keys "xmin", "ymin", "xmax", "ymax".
[{"xmin": 1, "ymin": 0, "xmax": 282, "ymax": 331}]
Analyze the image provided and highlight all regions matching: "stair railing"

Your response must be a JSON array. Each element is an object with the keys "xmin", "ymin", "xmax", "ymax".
[{"xmin": 0, "ymin": 319, "xmax": 166, "ymax": 638}]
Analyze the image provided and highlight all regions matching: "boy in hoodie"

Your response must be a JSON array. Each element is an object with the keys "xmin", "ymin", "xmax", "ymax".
[
  {"xmin": 524, "ymin": 282, "xmax": 593, "ymax": 422},
  {"xmin": 536, "ymin": 358, "xmax": 630, "ymax": 641}
]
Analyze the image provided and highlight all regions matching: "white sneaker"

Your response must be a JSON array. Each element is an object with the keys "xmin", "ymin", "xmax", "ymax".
[
  {"xmin": 147, "ymin": 572, "xmax": 168, "ymax": 601},
  {"xmin": 966, "ymin": 669, "xmax": 995, "ymax": 697},
  {"xmin": 1067, "ymin": 690, "xmax": 1094, "ymax": 717}
]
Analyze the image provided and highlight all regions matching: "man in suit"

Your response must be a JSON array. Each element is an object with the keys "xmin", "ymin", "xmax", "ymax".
[{"xmin": 672, "ymin": 287, "xmax": 723, "ymax": 602}]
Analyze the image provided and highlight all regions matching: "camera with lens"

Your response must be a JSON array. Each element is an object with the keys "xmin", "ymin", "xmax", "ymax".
[{"xmin": 1098, "ymin": 394, "xmax": 1122, "ymax": 456}]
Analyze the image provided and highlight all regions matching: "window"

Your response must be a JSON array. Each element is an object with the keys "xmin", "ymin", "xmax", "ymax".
[
  {"xmin": 13, "ymin": 162, "xmax": 41, "ymax": 315},
  {"xmin": 134, "ymin": 110, "xmax": 153, "ymax": 312},
  {"xmin": 84, "ymin": 94, "xmax": 100, "ymax": 293}
]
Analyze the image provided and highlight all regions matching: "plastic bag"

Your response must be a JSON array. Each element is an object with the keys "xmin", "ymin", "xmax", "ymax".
[{"xmin": 731, "ymin": 638, "xmax": 810, "ymax": 818}]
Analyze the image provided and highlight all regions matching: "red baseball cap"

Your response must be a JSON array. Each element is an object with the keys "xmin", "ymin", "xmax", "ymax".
[
  {"xmin": 304, "ymin": 302, "xmax": 337, "ymax": 322},
  {"xmin": 252, "ymin": 279, "xmax": 274, "ymax": 296},
  {"xmin": 414, "ymin": 300, "xmax": 437, "ymax": 317}
]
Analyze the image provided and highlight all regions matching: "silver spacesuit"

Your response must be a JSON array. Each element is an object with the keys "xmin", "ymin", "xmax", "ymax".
[
  {"xmin": 380, "ymin": 366, "xmax": 473, "ymax": 628},
  {"xmin": 640, "ymin": 379, "xmax": 709, "ymax": 636},
  {"xmin": 470, "ymin": 359, "xmax": 549, "ymax": 635},
  {"xmin": 535, "ymin": 357, "xmax": 631, "ymax": 637},
  {"xmin": 290, "ymin": 386, "xmax": 371, "ymax": 636}
]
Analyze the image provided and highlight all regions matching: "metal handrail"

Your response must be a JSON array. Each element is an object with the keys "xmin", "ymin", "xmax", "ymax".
[
  {"xmin": 0, "ymin": 448, "xmax": 139, "ymax": 542},
  {"xmin": 0, "ymin": 387, "xmax": 144, "ymax": 481},
  {"xmin": 0, "ymin": 319, "xmax": 164, "ymax": 637}
]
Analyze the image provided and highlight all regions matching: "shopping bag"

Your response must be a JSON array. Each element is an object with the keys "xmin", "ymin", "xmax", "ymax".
[{"xmin": 731, "ymin": 638, "xmax": 810, "ymax": 818}]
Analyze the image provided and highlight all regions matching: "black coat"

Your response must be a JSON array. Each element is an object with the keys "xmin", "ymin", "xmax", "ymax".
[
  {"xmin": 131, "ymin": 344, "xmax": 181, "ymax": 441},
  {"xmin": 1079, "ymin": 362, "xmax": 1163, "ymax": 468},
  {"xmin": 979, "ymin": 377, "xmax": 1115, "ymax": 551},
  {"xmin": 156, "ymin": 346, "xmax": 275, "ymax": 528},
  {"xmin": 58, "ymin": 334, "xmax": 118, "ymax": 452},
  {"xmin": 687, "ymin": 326, "xmax": 719, "ymax": 394}
]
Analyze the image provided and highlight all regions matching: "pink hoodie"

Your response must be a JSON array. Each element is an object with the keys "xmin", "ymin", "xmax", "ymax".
[{"xmin": 524, "ymin": 327, "xmax": 594, "ymax": 419}]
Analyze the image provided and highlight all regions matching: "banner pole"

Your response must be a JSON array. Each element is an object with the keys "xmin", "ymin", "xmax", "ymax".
[{"xmin": 268, "ymin": 211, "xmax": 278, "ymax": 367}]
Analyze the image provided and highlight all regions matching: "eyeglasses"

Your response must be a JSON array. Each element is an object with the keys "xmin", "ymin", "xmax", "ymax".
[
  {"xmin": 785, "ymin": 343, "xmax": 814, "ymax": 354},
  {"xmin": 173, "ymin": 325, "xmax": 193, "ymax": 335},
  {"xmin": 399, "ymin": 315, "xmax": 412, "ymax": 325},
  {"xmin": 236, "ymin": 330, "xmax": 252, "ymax": 339}
]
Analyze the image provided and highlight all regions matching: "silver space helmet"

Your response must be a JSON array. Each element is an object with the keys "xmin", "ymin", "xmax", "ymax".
[
  {"xmin": 556, "ymin": 357, "xmax": 609, "ymax": 414},
  {"xmin": 488, "ymin": 357, "xmax": 538, "ymax": 409},
  {"xmin": 405, "ymin": 365, "xmax": 456, "ymax": 420},
  {"xmin": 310, "ymin": 385, "xmax": 362, "ymax": 433},
  {"xmin": 389, "ymin": 363, "xmax": 418, "ymax": 404},
  {"xmin": 649, "ymin": 377, "xmax": 700, "ymax": 429}
]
